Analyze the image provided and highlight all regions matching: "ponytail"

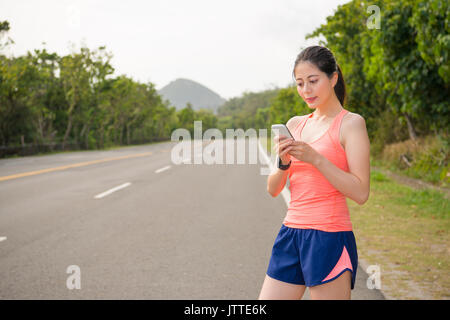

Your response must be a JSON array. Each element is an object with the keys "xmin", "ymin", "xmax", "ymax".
[{"xmin": 334, "ymin": 64, "xmax": 346, "ymax": 106}]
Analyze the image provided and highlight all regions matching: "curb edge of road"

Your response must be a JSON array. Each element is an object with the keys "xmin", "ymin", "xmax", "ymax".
[
  {"xmin": 357, "ymin": 257, "xmax": 391, "ymax": 300},
  {"xmin": 258, "ymin": 138, "xmax": 391, "ymax": 300}
]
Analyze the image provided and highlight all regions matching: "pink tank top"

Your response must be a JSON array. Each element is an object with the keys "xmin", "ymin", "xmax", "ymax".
[{"xmin": 283, "ymin": 108, "xmax": 353, "ymax": 232}]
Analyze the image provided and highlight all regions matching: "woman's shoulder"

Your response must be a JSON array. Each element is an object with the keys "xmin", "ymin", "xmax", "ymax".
[
  {"xmin": 341, "ymin": 111, "xmax": 367, "ymax": 144},
  {"xmin": 342, "ymin": 111, "xmax": 366, "ymax": 128},
  {"xmin": 286, "ymin": 114, "xmax": 309, "ymax": 132}
]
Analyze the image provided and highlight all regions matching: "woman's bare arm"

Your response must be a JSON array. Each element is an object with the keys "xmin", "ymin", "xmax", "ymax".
[{"xmin": 312, "ymin": 113, "xmax": 370, "ymax": 205}]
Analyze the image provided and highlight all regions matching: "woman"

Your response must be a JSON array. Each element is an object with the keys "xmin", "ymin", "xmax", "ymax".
[{"xmin": 259, "ymin": 46, "xmax": 371, "ymax": 300}]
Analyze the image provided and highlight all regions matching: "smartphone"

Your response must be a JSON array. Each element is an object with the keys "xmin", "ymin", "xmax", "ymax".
[{"xmin": 271, "ymin": 124, "xmax": 295, "ymax": 140}]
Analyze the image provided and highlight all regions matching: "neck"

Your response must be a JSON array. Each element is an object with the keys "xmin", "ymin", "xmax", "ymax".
[{"xmin": 312, "ymin": 94, "xmax": 343, "ymax": 121}]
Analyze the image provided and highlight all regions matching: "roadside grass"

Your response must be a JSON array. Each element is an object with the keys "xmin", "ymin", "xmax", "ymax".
[
  {"xmin": 350, "ymin": 170, "xmax": 449, "ymax": 299},
  {"xmin": 372, "ymin": 133, "xmax": 449, "ymax": 189}
]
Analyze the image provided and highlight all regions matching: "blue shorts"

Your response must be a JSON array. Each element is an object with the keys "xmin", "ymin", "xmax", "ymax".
[{"xmin": 266, "ymin": 224, "xmax": 358, "ymax": 289}]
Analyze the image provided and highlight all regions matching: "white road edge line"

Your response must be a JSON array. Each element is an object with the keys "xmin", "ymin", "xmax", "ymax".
[
  {"xmin": 0, "ymin": 236, "xmax": 7, "ymax": 242},
  {"xmin": 258, "ymin": 138, "xmax": 291, "ymax": 205},
  {"xmin": 94, "ymin": 182, "xmax": 131, "ymax": 199},
  {"xmin": 155, "ymin": 165, "xmax": 171, "ymax": 174}
]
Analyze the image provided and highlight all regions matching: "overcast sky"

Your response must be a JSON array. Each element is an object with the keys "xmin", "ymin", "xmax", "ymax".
[{"xmin": 1, "ymin": 0, "xmax": 349, "ymax": 99}]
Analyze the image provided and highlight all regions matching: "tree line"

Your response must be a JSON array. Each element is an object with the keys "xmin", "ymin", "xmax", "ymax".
[
  {"xmin": 307, "ymin": 0, "xmax": 449, "ymax": 154},
  {"xmin": 1, "ymin": 0, "xmax": 448, "ymax": 160},
  {"xmin": 217, "ymin": 0, "xmax": 448, "ymax": 158},
  {"xmin": 0, "ymin": 21, "xmax": 217, "ymax": 156}
]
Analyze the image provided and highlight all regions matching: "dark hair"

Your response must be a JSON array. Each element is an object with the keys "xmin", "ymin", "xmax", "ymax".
[{"xmin": 292, "ymin": 45, "xmax": 346, "ymax": 106}]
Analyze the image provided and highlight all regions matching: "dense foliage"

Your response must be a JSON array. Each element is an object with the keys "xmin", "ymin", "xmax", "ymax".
[
  {"xmin": 0, "ymin": 21, "xmax": 217, "ymax": 154},
  {"xmin": 218, "ymin": 0, "xmax": 448, "ymax": 157},
  {"xmin": 1, "ymin": 0, "xmax": 448, "ymax": 163}
]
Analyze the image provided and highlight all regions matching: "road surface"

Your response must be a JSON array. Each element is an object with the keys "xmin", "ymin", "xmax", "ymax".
[{"xmin": 0, "ymin": 139, "xmax": 385, "ymax": 299}]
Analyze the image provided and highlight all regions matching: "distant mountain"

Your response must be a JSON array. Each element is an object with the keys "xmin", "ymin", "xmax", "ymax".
[{"xmin": 158, "ymin": 78, "xmax": 226, "ymax": 114}]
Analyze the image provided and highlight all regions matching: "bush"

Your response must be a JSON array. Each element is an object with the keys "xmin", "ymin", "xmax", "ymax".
[
  {"xmin": 370, "ymin": 108, "xmax": 409, "ymax": 157},
  {"xmin": 380, "ymin": 133, "xmax": 449, "ymax": 187}
]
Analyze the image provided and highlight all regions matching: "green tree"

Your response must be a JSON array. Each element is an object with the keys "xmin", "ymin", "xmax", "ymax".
[
  {"xmin": 0, "ymin": 54, "xmax": 38, "ymax": 145},
  {"xmin": 195, "ymin": 108, "xmax": 218, "ymax": 132},
  {"xmin": 177, "ymin": 103, "xmax": 195, "ymax": 136},
  {"xmin": 217, "ymin": 89, "xmax": 279, "ymax": 130},
  {"xmin": 411, "ymin": 0, "xmax": 450, "ymax": 84},
  {"xmin": 26, "ymin": 48, "xmax": 61, "ymax": 145},
  {"xmin": 306, "ymin": 0, "xmax": 385, "ymax": 137},
  {"xmin": 363, "ymin": 0, "xmax": 449, "ymax": 138},
  {"xmin": 306, "ymin": 0, "xmax": 449, "ymax": 143},
  {"xmin": 59, "ymin": 46, "xmax": 114, "ymax": 149},
  {"xmin": 268, "ymin": 86, "xmax": 308, "ymax": 126}
]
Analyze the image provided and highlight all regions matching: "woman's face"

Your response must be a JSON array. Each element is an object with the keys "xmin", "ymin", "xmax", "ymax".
[{"xmin": 294, "ymin": 61, "xmax": 338, "ymax": 108}]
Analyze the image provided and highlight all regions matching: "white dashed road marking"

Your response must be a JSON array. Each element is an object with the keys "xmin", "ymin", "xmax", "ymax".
[
  {"xmin": 94, "ymin": 182, "xmax": 131, "ymax": 199},
  {"xmin": 155, "ymin": 166, "xmax": 171, "ymax": 174}
]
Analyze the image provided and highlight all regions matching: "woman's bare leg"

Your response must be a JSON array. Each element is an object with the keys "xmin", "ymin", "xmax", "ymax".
[
  {"xmin": 308, "ymin": 270, "xmax": 352, "ymax": 300},
  {"xmin": 258, "ymin": 274, "xmax": 306, "ymax": 300}
]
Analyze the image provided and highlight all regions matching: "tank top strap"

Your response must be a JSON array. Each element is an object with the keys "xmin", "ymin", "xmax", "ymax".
[
  {"xmin": 292, "ymin": 114, "xmax": 309, "ymax": 134},
  {"xmin": 328, "ymin": 108, "xmax": 348, "ymax": 149}
]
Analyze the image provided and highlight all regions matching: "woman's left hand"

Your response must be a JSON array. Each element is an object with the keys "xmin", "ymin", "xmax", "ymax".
[{"xmin": 287, "ymin": 140, "xmax": 323, "ymax": 166}]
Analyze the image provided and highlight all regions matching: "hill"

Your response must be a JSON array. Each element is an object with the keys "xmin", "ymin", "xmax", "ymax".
[{"xmin": 158, "ymin": 78, "xmax": 226, "ymax": 114}]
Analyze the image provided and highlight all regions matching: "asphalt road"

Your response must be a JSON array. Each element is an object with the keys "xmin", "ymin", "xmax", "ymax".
[{"xmin": 0, "ymin": 139, "xmax": 385, "ymax": 299}]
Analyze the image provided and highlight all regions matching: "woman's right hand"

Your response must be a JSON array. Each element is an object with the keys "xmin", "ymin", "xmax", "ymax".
[{"xmin": 272, "ymin": 135, "xmax": 293, "ymax": 165}]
